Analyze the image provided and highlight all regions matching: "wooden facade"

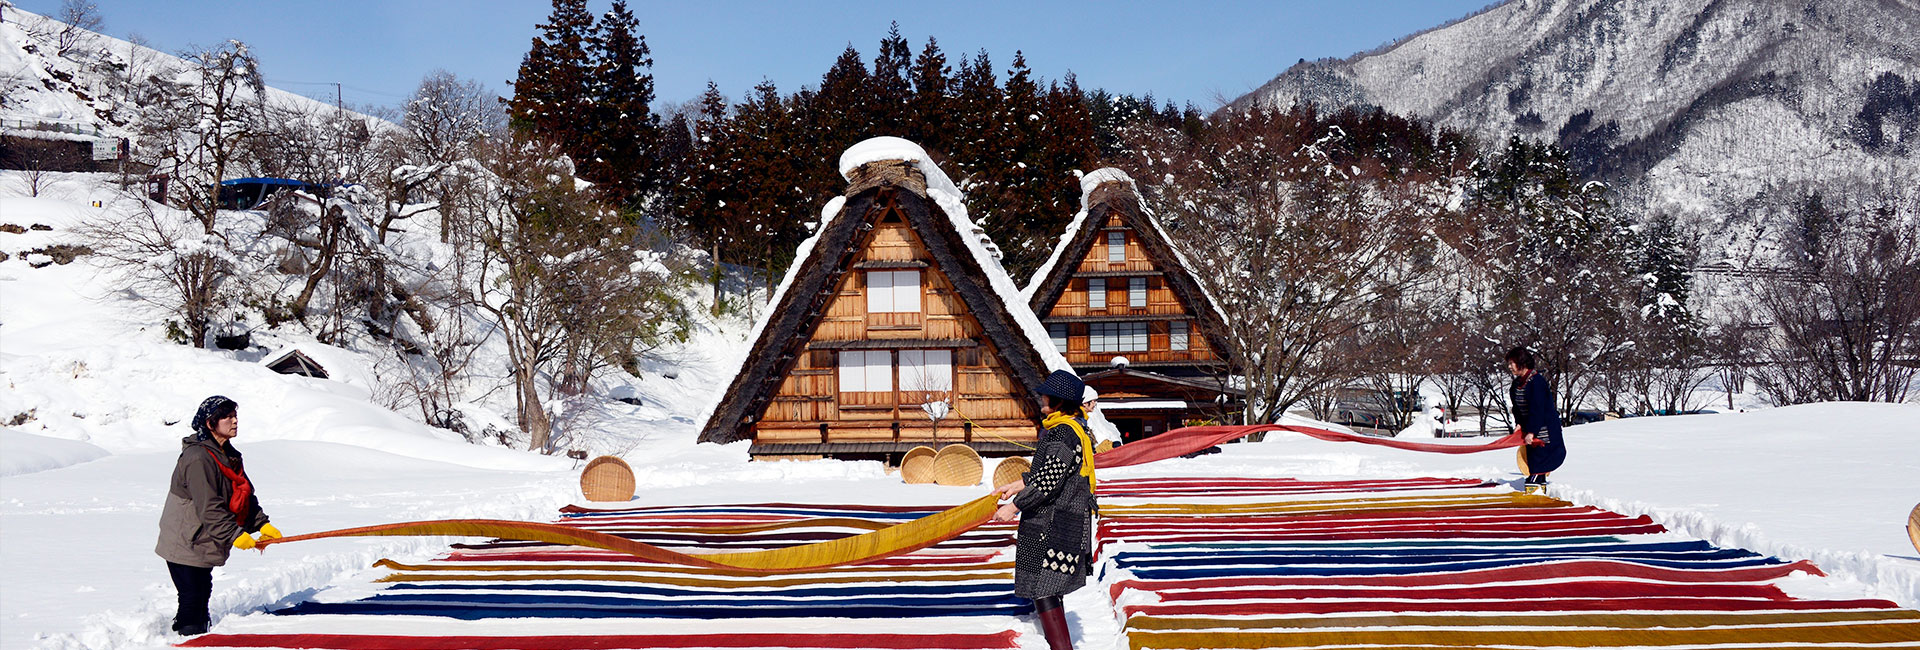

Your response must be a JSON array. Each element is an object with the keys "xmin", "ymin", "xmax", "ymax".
[
  {"xmin": 1027, "ymin": 170, "xmax": 1244, "ymax": 434},
  {"xmin": 700, "ymin": 158, "xmax": 1056, "ymax": 461}
]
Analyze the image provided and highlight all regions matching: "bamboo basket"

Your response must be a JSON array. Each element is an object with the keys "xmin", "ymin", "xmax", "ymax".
[
  {"xmin": 1516, "ymin": 446, "xmax": 1530, "ymax": 476},
  {"xmin": 1907, "ymin": 503, "xmax": 1920, "ymax": 554},
  {"xmin": 992, "ymin": 456, "xmax": 1030, "ymax": 489},
  {"xmin": 1095, "ymin": 440, "xmax": 1114, "ymax": 454},
  {"xmin": 933, "ymin": 444, "xmax": 983, "ymax": 486},
  {"xmin": 580, "ymin": 456, "xmax": 636, "ymax": 502},
  {"xmin": 900, "ymin": 445, "xmax": 937, "ymax": 484}
]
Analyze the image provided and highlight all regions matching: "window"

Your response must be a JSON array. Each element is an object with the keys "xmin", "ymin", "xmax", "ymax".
[
  {"xmin": 1129, "ymin": 277, "xmax": 1147, "ymax": 307},
  {"xmin": 899, "ymin": 350, "xmax": 953, "ymax": 391},
  {"xmin": 837, "ymin": 350, "xmax": 892, "ymax": 392},
  {"xmin": 865, "ymin": 270, "xmax": 921, "ymax": 313},
  {"xmin": 1170, "ymin": 320, "xmax": 1190, "ymax": 351},
  {"xmin": 1048, "ymin": 323, "xmax": 1069, "ymax": 353},
  {"xmin": 1107, "ymin": 231, "xmax": 1126, "ymax": 262},
  {"xmin": 1088, "ymin": 278, "xmax": 1106, "ymax": 309},
  {"xmin": 1089, "ymin": 322, "xmax": 1148, "ymax": 353}
]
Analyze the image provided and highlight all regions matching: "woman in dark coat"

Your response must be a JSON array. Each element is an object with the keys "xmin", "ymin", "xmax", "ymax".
[
  {"xmin": 154, "ymin": 396, "xmax": 281, "ymax": 636},
  {"xmin": 1506, "ymin": 347, "xmax": 1567, "ymax": 487},
  {"xmin": 992, "ymin": 370, "xmax": 1097, "ymax": 650}
]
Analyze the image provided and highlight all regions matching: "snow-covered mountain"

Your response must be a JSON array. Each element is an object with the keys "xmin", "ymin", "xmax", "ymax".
[
  {"xmin": 1, "ymin": 5, "xmax": 359, "ymax": 144},
  {"xmin": 1232, "ymin": 0, "xmax": 1920, "ymax": 262}
]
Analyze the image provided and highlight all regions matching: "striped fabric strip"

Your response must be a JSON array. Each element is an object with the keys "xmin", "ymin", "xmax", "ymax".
[
  {"xmin": 1109, "ymin": 558, "xmax": 1826, "ymax": 600},
  {"xmin": 182, "ymin": 631, "xmax": 1024, "ymax": 649},
  {"xmin": 1124, "ymin": 621, "xmax": 1920, "ymax": 648},
  {"xmin": 1122, "ymin": 555, "xmax": 1791, "ymax": 580},
  {"xmin": 1127, "ymin": 609, "xmax": 1920, "ymax": 630}
]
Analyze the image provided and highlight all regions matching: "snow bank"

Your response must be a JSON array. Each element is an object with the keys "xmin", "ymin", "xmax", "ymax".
[{"xmin": 1, "ymin": 428, "xmax": 109, "ymax": 476}]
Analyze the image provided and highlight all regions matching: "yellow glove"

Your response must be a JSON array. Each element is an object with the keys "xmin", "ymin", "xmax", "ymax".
[
  {"xmin": 258, "ymin": 523, "xmax": 283, "ymax": 540},
  {"xmin": 232, "ymin": 533, "xmax": 257, "ymax": 550}
]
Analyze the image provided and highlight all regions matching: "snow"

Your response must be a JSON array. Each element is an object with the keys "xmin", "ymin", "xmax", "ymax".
[
  {"xmin": 1096, "ymin": 400, "xmax": 1190, "ymax": 411},
  {"xmin": 1, "ymin": 428, "xmax": 109, "ymax": 476}
]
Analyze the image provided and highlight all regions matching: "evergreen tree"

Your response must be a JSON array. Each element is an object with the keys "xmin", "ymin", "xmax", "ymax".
[
  {"xmin": 508, "ymin": 0, "xmax": 596, "ymax": 148},
  {"xmin": 909, "ymin": 36, "xmax": 952, "ymax": 154},
  {"xmin": 871, "ymin": 23, "xmax": 913, "ymax": 136},
  {"xmin": 589, "ymin": 0, "xmax": 663, "ymax": 209}
]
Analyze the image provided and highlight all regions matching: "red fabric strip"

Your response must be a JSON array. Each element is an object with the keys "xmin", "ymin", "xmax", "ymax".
[
  {"xmin": 1109, "ymin": 559, "xmax": 1826, "ymax": 601},
  {"xmin": 1125, "ymin": 597, "xmax": 1900, "ymax": 618},
  {"xmin": 1149, "ymin": 580, "xmax": 1789, "ymax": 602},
  {"xmin": 181, "ymin": 631, "xmax": 1023, "ymax": 649}
]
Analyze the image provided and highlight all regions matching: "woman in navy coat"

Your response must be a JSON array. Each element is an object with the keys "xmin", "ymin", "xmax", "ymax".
[{"xmin": 1506, "ymin": 347, "xmax": 1566, "ymax": 486}]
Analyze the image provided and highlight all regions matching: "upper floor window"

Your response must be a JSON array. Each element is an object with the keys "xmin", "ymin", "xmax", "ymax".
[
  {"xmin": 1107, "ymin": 231, "xmax": 1126, "ymax": 262},
  {"xmin": 837, "ymin": 350, "xmax": 893, "ymax": 392},
  {"xmin": 1089, "ymin": 321, "xmax": 1148, "ymax": 353},
  {"xmin": 866, "ymin": 270, "xmax": 921, "ymax": 313},
  {"xmin": 1171, "ymin": 320, "xmax": 1190, "ymax": 351},
  {"xmin": 1088, "ymin": 277, "xmax": 1106, "ymax": 309},
  {"xmin": 1129, "ymin": 277, "xmax": 1147, "ymax": 307},
  {"xmin": 899, "ymin": 349, "xmax": 954, "ymax": 392},
  {"xmin": 1048, "ymin": 323, "xmax": 1069, "ymax": 353}
]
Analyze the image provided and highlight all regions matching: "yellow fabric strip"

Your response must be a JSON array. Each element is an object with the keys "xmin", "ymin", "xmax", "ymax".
[
  {"xmin": 1100, "ymin": 493, "xmax": 1566, "ymax": 518},
  {"xmin": 1042, "ymin": 411, "xmax": 1097, "ymax": 493},
  {"xmin": 1126, "ymin": 621, "xmax": 1920, "ymax": 649},
  {"xmin": 1130, "ymin": 610, "xmax": 1920, "ymax": 631},
  {"xmin": 376, "ymin": 570, "xmax": 1013, "ymax": 589},
  {"xmin": 263, "ymin": 495, "xmax": 999, "ymax": 575}
]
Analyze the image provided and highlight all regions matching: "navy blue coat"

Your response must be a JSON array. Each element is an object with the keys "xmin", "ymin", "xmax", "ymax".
[{"xmin": 1511, "ymin": 372, "xmax": 1567, "ymax": 474}]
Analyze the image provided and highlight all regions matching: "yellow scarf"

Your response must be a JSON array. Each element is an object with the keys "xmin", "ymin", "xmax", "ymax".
[{"xmin": 1042, "ymin": 411, "xmax": 1097, "ymax": 493}]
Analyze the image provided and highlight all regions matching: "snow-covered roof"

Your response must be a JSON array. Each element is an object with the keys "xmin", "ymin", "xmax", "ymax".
[
  {"xmin": 697, "ymin": 137, "xmax": 1082, "ymax": 444},
  {"xmin": 1022, "ymin": 166, "xmax": 1233, "ymax": 345}
]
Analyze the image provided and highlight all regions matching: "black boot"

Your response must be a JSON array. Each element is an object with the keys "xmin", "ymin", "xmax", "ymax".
[{"xmin": 1034, "ymin": 596, "xmax": 1073, "ymax": 650}]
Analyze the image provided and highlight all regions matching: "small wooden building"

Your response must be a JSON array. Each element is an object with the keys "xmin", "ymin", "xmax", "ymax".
[
  {"xmin": 1024, "ymin": 169, "xmax": 1243, "ymax": 441},
  {"xmin": 699, "ymin": 139, "xmax": 1068, "ymax": 461}
]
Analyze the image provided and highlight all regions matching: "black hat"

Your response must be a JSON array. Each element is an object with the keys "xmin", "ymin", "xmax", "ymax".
[
  {"xmin": 1037, "ymin": 370, "xmax": 1085, "ymax": 403},
  {"xmin": 192, "ymin": 395, "xmax": 238, "ymax": 437}
]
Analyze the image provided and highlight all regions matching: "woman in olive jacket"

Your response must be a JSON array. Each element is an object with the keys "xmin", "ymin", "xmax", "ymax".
[
  {"xmin": 992, "ymin": 370, "xmax": 1098, "ymax": 650},
  {"xmin": 154, "ymin": 396, "xmax": 281, "ymax": 636}
]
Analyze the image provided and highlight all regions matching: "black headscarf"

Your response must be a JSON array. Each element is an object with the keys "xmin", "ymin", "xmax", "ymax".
[{"xmin": 191, "ymin": 395, "xmax": 239, "ymax": 437}]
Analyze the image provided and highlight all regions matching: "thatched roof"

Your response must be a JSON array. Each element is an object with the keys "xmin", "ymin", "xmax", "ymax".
[
  {"xmin": 1024, "ymin": 169, "xmax": 1235, "ymax": 359},
  {"xmin": 696, "ymin": 144, "xmax": 1064, "ymax": 445}
]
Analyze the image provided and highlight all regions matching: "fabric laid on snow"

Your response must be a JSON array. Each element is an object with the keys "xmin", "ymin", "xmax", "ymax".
[
  {"xmin": 1091, "ymin": 425, "xmax": 1524, "ymax": 469},
  {"xmin": 182, "ymin": 631, "xmax": 1023, "ymax": 649},
  {"xmin": 260, "ymin": 495, "xmax": 998, "ymax": 574},
  {"xmin": 275, "ymin": 594, "xmax": 1032, "ymax": 620},
  {"xmin": 1098, "ymin": 477, "xmax": 1919, "ymax": 650}
]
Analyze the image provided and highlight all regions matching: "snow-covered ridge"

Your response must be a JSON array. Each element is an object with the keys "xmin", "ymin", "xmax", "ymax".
[
  {"xmin": 1230, "ymin": 0, "xmax": 1920, "ymax": 262},
  {"xmin": 1, "ymin": 5, "xmax": 380, "ymax": 144}
]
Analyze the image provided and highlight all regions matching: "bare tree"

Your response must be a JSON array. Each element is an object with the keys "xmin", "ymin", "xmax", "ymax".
[
  {"xmin": 134, "ymin": 40, "xmax": 268, "ymax": 235},
  {"xmin": 444, "ymin": 138, "xmax": 686, "ymax": 453},
  {"xmin": 1, "ymin": 135, "xmax": 86, "ymax": 196},
  {"xmin": 1124, "ymin": 107, "xmax": 1471, "ymax": 423},
  {"xmin": 54, "ymin": 0, "xmax": 102, "ymax": 56},
  {"xmin": 76, "ymin": 200, "xmax": 237, "ymax": 346},
  {"xmin": 1752, "ymin": 189, "xmax": 1920, "ymax": 404}
]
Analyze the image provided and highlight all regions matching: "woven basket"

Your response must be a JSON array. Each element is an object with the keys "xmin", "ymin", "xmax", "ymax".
[
  {"xmin": 1094, "ymin": 440, "xmax": 1114, "ymax": 454},
  {"xmin": 1516, "ymin": 445, "xmax": 1531, "ymax": 476},
  {"xmin": 1908, "ymin": 503, "xmax": 1920, "ymax": 554},
  {"xmin": 900, "ymin": 445, "xmax": 937, "ymax": 484},
  {"xmin": 580, "ymin": 456, "xmax": 635, "ymax": 502},
  {"xmin": 992, "ymin": 456, "xmax": 1030, "ymax": 489},
  {"xmin": 932, "ymin": 444, "xmax": 983, "ymax": 486}
]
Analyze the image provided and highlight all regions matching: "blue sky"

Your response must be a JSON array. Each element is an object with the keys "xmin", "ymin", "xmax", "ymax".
[{"xmin": 22, "ymin": 1, "xmax": 1496, "ymax": 113}]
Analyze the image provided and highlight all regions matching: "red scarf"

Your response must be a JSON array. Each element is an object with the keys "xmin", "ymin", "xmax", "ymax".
[{"xmin": 203, "ymin": 448, "xmax": 253, "ymax": 516}]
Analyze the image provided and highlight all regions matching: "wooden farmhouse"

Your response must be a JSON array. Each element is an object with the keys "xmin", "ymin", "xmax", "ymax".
[
  {"xmin": 1023, "ymin": 168, "xmax": 1244, "ymax": 442},
  {"xmin": 699, "ymin": 138, "xmax": 1072, "ymax": 461}
]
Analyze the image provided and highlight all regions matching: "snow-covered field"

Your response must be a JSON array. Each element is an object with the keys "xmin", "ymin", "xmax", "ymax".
[{"xmin": 4, "ymin": 172, "xmax": 1918, "ymax": 649}]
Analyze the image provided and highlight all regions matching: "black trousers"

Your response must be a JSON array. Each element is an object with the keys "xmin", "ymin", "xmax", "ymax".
[{"xmin": 166, "ymin": 561, "xmax": 213, "ymax": 631}]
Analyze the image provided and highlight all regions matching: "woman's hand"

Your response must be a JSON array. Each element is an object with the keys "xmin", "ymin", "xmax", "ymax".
[
  {"xmin": 1524, "ymin": 433, "xmax": 1545, "ymax": 447},
  {"xmin": 993, "ymin": 478, "xmax": 1025, "ymax": 500},
  {"xmin": 991, "ymin": 503, "xmax": 1020, "ymax": 522}
]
